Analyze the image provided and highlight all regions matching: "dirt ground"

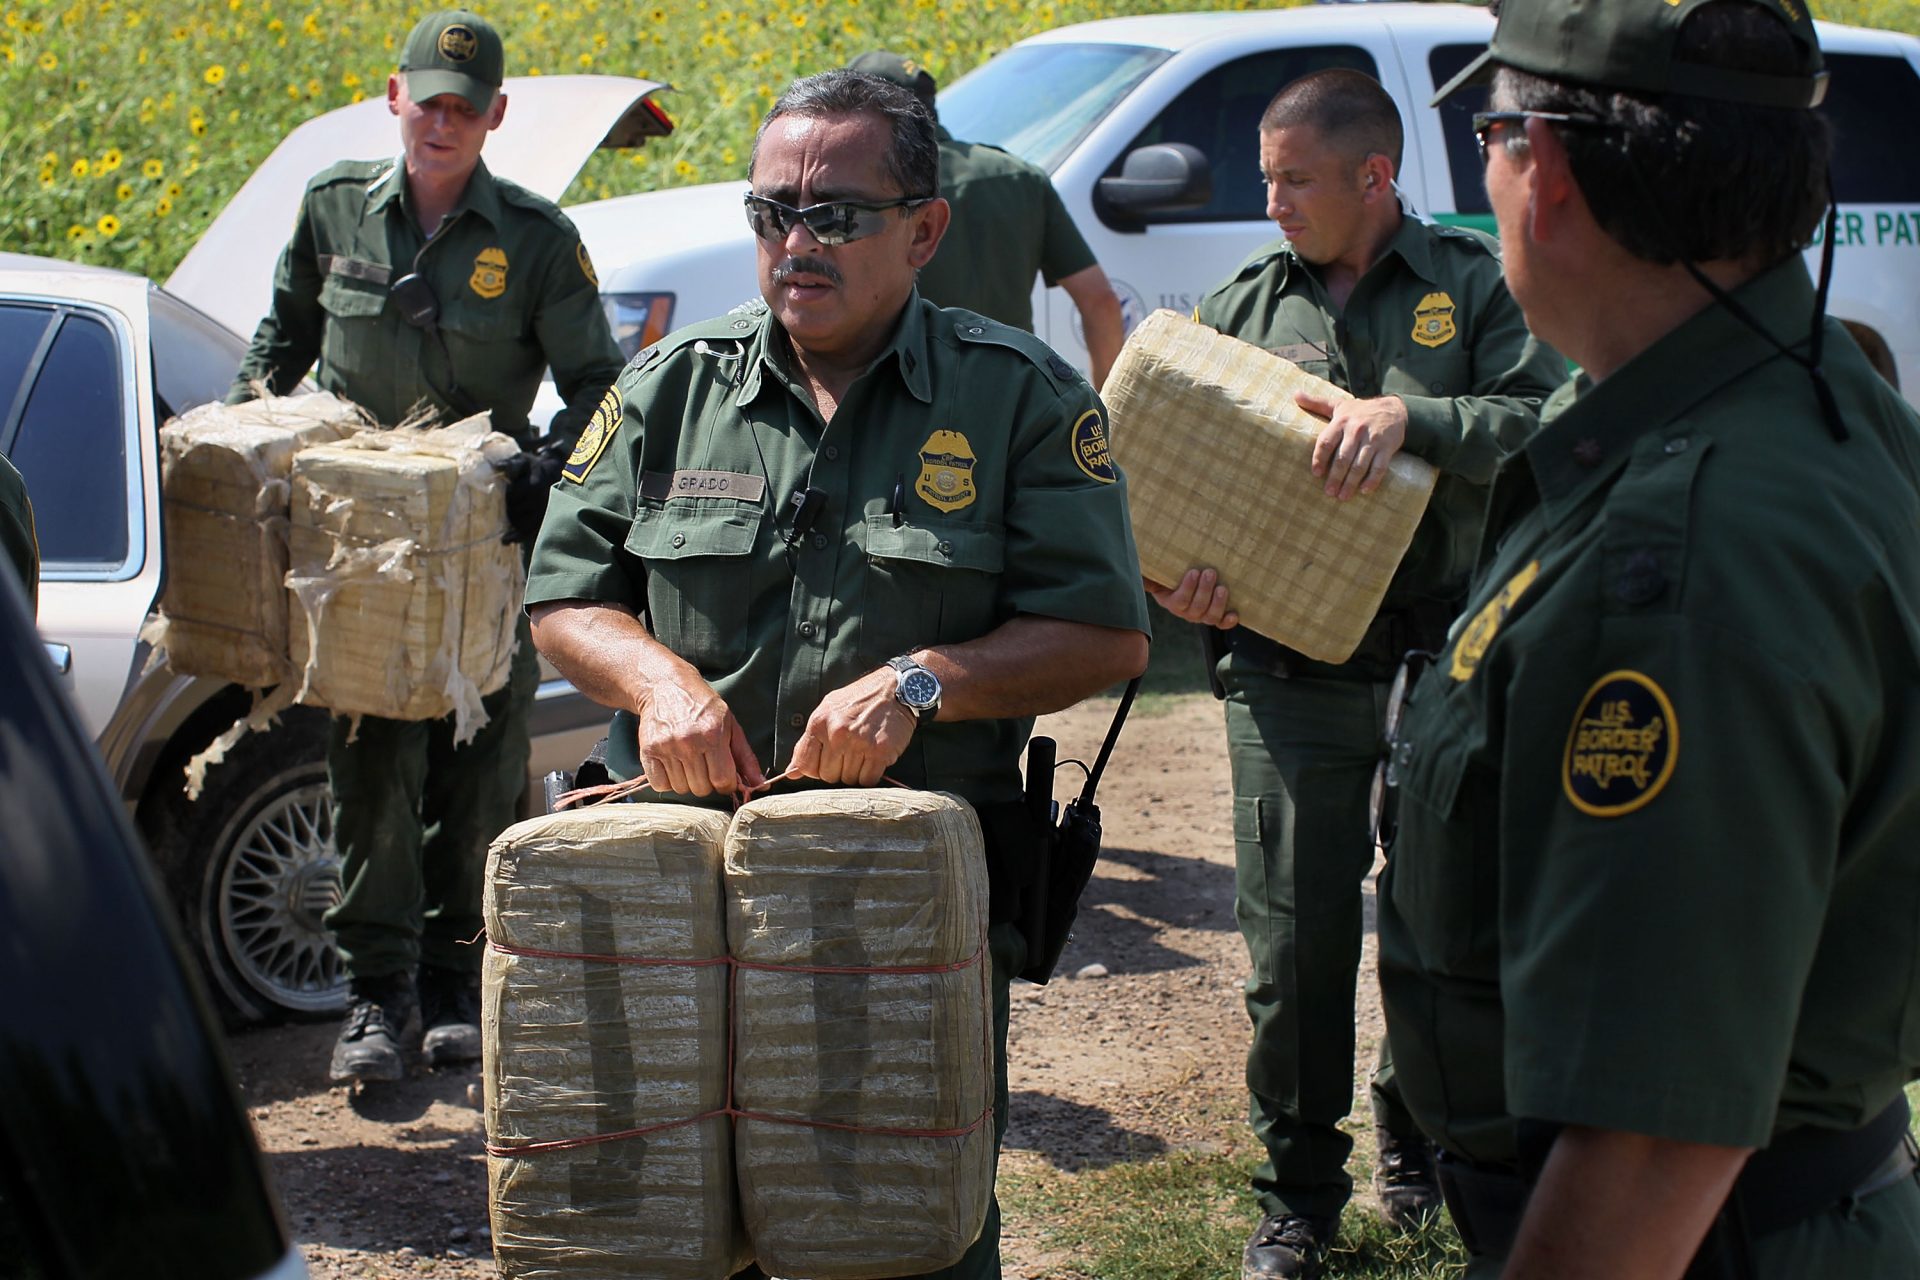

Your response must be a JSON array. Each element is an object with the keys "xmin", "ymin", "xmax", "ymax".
[{"xmin": 227, "ymin": 692, "xmax": 1394, "ymax": 1278}]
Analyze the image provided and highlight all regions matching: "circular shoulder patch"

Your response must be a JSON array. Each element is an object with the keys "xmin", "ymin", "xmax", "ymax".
[
  {"xmin": 576, "ymin": 241, "xmax": 598, "ymax": 287},
  {"xmin": 1070, "ymin": 408, "xmax": 1116, "ymax": 483},
  {"xmin": 1562, "ymin": 670, "xmax": 1678, "ymax": 817}
]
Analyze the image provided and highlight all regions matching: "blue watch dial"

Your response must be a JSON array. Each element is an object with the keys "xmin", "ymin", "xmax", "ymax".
[{"xmin": 900, "ymin": 669, "xmax": 940, "ymax": 708}]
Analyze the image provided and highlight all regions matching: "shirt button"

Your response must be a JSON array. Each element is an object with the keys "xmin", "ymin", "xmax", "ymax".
[
  {"xmin": 938, "ymin": 540, "xmax": 953, "ymax": 556},
  {"xmin": 799, "ymin": 621, "xmax": 815, "ymax": 637},
  {"xmin": 824, "ymin": 445, "xmax": 839, "ymax": 460},
  {"xmin": 789, "ymin": 713, "xmax": 804, "ymax": 728},
  {"xmin": 967, "ymin": 325, "xmax": 983, "ymax": 335},
  {"xmin": 1664, "ymin": 437, "xmax": 1690, "ymax": 454},
  {"xmin": 670, "ymin": 532, "xmax": 686, "ymax": 548},
  {"xmin": 732, "ymin": 319, "xmax": 751, "ymax": 330},
  {"xmin": 811, "ymin": 532, "xmax": 828, "ymax": 549}
]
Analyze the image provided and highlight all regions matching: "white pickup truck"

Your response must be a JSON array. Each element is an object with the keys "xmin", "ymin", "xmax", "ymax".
[{"xmin": 566, "ymin": 2, "xmax": 1920, "ymax": 400}]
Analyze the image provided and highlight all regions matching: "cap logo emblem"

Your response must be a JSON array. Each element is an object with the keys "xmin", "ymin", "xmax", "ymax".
[
  {"xmin": 1411, "ymin": 291, "xmax": 1457, "ymax": 348},
  {"xmin": 469, "ymin": 246, "xmax": 508, "ymax": 299},
  {"xmin": 438, "ymin": 25, "xmax": 479, "ymax": 62},
  {"xmin": 915, "ymin": 429, "xmax": 978, "ymax": 513}
]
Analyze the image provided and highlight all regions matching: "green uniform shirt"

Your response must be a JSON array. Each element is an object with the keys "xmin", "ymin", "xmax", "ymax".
[
  {"xmin": 228, "ymin": 157, "xmax": 624, "ymax": 446},
  {"xmin": 1378, "ymin": 257, "xmax": 1920, "ymax": 1164},
  {"xmin": 914, "ymin": 127, "xmax": 1099, "ymax": 334},
  {"xmin": 526, "ymin": 296, "xmax": 1150, "ymax": 807},
  {"xmin": 0, "ymin": 453, "xmax": 37, "ymax": 610},
  {"xmin": 1195, "ymin": 218, "xmax": 1563, "ymax": 635}
]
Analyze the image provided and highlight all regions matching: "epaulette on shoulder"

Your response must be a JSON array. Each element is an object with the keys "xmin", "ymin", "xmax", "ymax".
[
  {"xmin": 1427, "ymin": 219, "xmax": 1503, "ymax": 258},
  {"xmin": 494, "ymin": 174, "xmax": 575, "ymax": 232},
  {"xmin": 948, "ymin": 312, "xmax": 1084, "ymax": 394},
  {"xmin": 308, "ymin": 158, "xmax": 390, "ymax": 191},
  {"xmin": 625, "ymin": 307, "xmax": 767, "ymax": 379}
]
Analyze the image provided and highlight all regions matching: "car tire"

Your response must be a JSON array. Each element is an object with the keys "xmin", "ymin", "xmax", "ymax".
[{"xmin": 142, "ymin": 706, "xmax": 347, "ymax": 1025}]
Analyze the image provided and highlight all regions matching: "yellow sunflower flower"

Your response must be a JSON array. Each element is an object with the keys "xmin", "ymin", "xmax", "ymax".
[
  {"xmin": 204, "ymin": 63, "xmax": 225, "ymax": 84},
  {"xmin": 98, "ymin": 215, "xmax": 121, "ymax": 237},
  {"xmin": 101, "ymin": 148, "xmax": 123, "ymax": 171},
  {"xmin": 71, "ymin": 157, "xmax": 91, "ymax": 178},
  {"xmin": 68, "ymin": 224, "xmax": 89, "ymax": 240},
  {"xmin": 38, "ymin": 49, "xmax": 56, "ymax": 70},
  {"xmin": 117, "ymin": 182, "xmax": 134, "ymax": 201},
  {"xmin": 143, "ymin": 158, "xmax": 163, "ymax": 178}
]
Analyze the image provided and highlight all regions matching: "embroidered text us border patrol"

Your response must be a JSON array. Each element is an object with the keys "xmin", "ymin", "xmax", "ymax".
[{"xmin": 1562, "ymin": 670, "xmax": 1679, "ymax": 817}]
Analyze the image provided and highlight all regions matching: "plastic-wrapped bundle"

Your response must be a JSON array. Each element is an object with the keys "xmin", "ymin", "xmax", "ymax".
[
  {"xmin": 152, "ymin": 391, "xmax": 366, "ymax": 686},
  {"xmin": 726, "ymin": 790, "xmax": 994, "ymax": 1279},
  {"xmin": 1105, "ymin": 308, "xmax": 1439, "ymax": 663},
  {"xmin": 286, "ymin": 416, "xmax": 520, "ymax": 738},
  {"xmin": 483, "ymin": 804, "xmax": 748, "ymax": 1280}
]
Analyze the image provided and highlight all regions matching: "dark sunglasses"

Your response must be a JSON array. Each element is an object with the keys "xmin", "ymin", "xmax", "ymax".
[
  {"xmin": 1471, "ymin": 110, "xmax": 1608, "ymax": 164},
  {"xmin": 743, "ymin": 193, "xmax": 933, "ymax": 246}
]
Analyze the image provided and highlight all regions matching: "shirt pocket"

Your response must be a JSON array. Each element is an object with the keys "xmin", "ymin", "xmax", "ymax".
[
  {"xmin": 317, "ymin": 274, "xmax": 389, "ymax": 390},
  {"xmin": 1384, "ymin": 692, "xmax": 1496, "ymax": 976},
  {"xmin": 858, "ymin": 514, "xmax": 1005, "ymax": 663},
  {"xmin": 624, "ymin": 503, "xmax": 761, "ymax": 673}
]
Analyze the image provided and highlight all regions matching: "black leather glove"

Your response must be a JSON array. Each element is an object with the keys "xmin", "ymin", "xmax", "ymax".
[{"xmin": 499, "ymin": 438, "xmax": 570, "ymax": 545}]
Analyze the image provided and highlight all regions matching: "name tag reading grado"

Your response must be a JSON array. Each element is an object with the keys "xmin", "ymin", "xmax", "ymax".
[{"xmin": 639, "ymin": 470, "xmax": 768, "ymax": 503}]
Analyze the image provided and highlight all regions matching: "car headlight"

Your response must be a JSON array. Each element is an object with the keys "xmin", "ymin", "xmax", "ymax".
[{"xmin": 602, "ymin": 291, "xmax": 675, "ymax": 359}]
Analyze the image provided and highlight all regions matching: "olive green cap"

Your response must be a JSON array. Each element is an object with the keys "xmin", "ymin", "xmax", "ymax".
[
  {"xmin": 1432, "ymin": 0, "xmax": 1827, "ymax": 109},
  {"xmin": 399, "ymin": 10, "xmax": 505, "ymax": 112},
  {"xmin": 848, "ymin": 50, "xmax": 937, "ymax": 110}
]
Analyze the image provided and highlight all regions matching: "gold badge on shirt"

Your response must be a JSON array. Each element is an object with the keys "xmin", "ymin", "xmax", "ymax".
[
  {"xmin": 1070, "ymin": 409, "xmax": 1117, "ymax": 484},
  {"xmin": 470, "ymin": 246, "xmax": 508, "ymax": 299},
  {"xmin": 562, "ymin": 386, "xmax": 622, "ymax": 484},
  {"xmin": 1562, "ymin": 671, "xmax": 1679, "ymax": 818},
  {"xmin": 915, "ymin": 430, "xmax": 977, "ymax": 513},
  {"xmin": 1448, "ymin": 560, "xmax": 1538, "ymax": 682},
  {"xmin": 1411, "ymin": 291, "xmax": 1457, "ymax": 349}
]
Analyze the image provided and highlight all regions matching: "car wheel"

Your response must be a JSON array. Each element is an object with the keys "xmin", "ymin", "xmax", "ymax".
[{"xmin": 143, "ymin": 707, "xmax": 347, "ymax": 1024}]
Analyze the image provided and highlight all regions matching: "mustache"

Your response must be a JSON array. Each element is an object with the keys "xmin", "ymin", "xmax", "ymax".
[{"xmin": 771, "ymin": 256, "xmax": 843, "ymax": 286}]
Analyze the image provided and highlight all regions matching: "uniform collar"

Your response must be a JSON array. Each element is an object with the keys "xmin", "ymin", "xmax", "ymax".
[
  {"xmin": 1522, "ymin": 255, "xmax": 1818, "ymax": 523},
  {"xmin": 1273, "ymin": 206, "xmax": 1431, "ymax": 293},
  {"xmin": 735, "ymin": 290, "xmax": 936, "ymax": 408},
  {"xmin": 366, "ymin": 156, "xmax": 504, "ymax": 232}
]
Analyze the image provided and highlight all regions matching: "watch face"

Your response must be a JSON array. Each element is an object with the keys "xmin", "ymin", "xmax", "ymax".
[{"xmin": 899, "ymin": 669, "xmax": 940, "ymax": 708}]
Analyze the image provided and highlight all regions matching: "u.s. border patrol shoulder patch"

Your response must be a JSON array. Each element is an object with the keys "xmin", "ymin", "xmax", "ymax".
[
  {"xmin": 1449, "ymin": 561, "xmax": 1538, "ymax": 681},
  {"xmin": 1563, "ymin": 670, "xmax": 1678, "ymax": 817},
  {"xmin": 563, "ymin": 386, "xmax": 622, "ymax": 484},
  {"xmin": 1070, "ymin": 408, "xmax": 1116, "ymax": 483},
  {"xmin": 576, "ymin": 242, "xmax": 598, "ymax": 287}
]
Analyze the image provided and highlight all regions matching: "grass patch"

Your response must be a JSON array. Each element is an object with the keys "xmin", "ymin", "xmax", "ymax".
[{"xmin": 1000, "ymin": 1144, "xmax": 1467, "ymax": 1280}]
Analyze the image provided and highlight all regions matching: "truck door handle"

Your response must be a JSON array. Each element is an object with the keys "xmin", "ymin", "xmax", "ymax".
[{"xmin": 43, "ymin": 642, "xmax": 70, "ymax": 674}]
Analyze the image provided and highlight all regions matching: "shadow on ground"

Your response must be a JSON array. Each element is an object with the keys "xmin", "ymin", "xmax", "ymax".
[{"xmin": 1004, "ymin": 1089, "xmax": 1172, "ymax": 1170}]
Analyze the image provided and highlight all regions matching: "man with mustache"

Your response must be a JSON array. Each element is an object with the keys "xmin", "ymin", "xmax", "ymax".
[{"xmin": 525, "ymin": 69, "xmax": 1151, "ymax": 1280}]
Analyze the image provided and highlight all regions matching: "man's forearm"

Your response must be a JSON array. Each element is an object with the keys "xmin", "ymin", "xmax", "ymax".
[
  {"xmin": 528, "ymin": 599, "xmax": 696, "ymax": 717},
  {"xmin": 1503, "ymin": 1126, "xmax": 1749, "ymax": 1280},
  {"xmin": 910, "ymin": 615, "xmax": 1148, "ymax": 722},
  {"xmin": 1059, "ymin": 264, "xmax": 1125, "ymax": 390}
]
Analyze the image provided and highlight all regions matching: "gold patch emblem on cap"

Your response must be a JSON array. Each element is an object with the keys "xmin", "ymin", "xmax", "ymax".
[
  {"xmin": 1069, "ymin": 408, "xmax": 1117, "ymax": 484},
  {"xmin": 576, "ymin": 242, "xmax": 598, "ymax": 287},
  {"xmin": 1411, "ymin": 291, "xmax": 1457, "ymax": 349},
  {"xmin": 438, "ymin": 25, "xmax": 479, "ymax": 61},
  {"xmin": 1449, "ymin": 560, "xmax": 1539, "ymax": 682},
  {"xmin": 1563, "ymin": 671, "xmax": 1679, "ymax": 818},
  {"xmin": 915, "ymin": 429, "xmax": 977, "ymax": 513},
  {"xmin": 469, "ymin": 246, "xmax": 508, "ymax": 299},
  {"xmin": 563, "ymin": 386, "xmax": 622, "ymax": 484}
]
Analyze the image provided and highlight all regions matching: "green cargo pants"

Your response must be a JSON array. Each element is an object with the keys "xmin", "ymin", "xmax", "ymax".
[
  {"xmin": 1222, "ymin": 649, "xmax": 1418, "ymax": 1222},
  {"xmin": 324, "ymin": 613, "xmax": 540, "ymax": 980}
]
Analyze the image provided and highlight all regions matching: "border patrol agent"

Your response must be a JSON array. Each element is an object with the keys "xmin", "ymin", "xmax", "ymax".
[
  {"xmin": 1151, "ymin": 69, "xmax": 1562, "ymax": 1279},
  {"xmin": 527, "ymin": 70, "xmax": 1150, "ymax": 1280},
  {"xmin": 847, "ymin": 51, "xmax": 1127, "ymax": 389},
  {"xmin": 227, "ymin": 9, "xmax": 625, "ymax": 1085},
  {"xmin": 1381, "ymin": 0, "xmax": 1920, "ymax": 1275},
  {"xmin": 0, "ymin": 454, "xmax": 37, "ymax": 612}
]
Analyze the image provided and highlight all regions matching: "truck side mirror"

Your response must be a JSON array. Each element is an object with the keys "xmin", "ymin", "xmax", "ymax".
[{"xmin": 1096, "ymin": 143, "xmax": 1214, "ymax": 222}]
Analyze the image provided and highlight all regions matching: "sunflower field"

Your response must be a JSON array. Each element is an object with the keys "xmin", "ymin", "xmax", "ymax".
[{"xmin": 3, "ymin": 0, "xmax": 1915, "ymax": 282}]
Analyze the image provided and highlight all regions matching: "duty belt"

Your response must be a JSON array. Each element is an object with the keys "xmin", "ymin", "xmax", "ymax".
[{"xmin": 1435, "ymin": 1095, "xmax": 1918, "ymax": 1273}]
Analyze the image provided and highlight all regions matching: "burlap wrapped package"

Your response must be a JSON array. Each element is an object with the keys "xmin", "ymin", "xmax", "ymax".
[
  {"xmin": 483, "ymin": 804, "xmax": 748, "ymax": 1280},
  {"xmin": 287, "ymin": 415, "xmax": 521, "ymax": 739},
  {"xmin": 1105, "ymin": 308, "xmax": 1439, "ymax": 663},
  {"xmin": 726, "ymin": 790, "xmax": 994, "ymax": 1280},
  {"xmin": 150, "ymin": 391, "xmax": 367, "ymax": 687}
]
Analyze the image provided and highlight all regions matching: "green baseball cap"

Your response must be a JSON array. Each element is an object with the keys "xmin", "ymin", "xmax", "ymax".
[
  {"xmin": 1432, "ymin": 0, "xmax": 1827, "ymax": 109},
  {"xmin": 399, "ymin": 10, "xmax": 505, "ymax": 112},
  {"xmin": 848, "ymin": 50, "xmax": 938, "ymax": 110}
]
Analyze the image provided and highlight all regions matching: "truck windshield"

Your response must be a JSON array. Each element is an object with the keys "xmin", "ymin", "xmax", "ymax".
[{"xmin": 938, "ymin": 43, "xmax": 1169, "ymax": 173}]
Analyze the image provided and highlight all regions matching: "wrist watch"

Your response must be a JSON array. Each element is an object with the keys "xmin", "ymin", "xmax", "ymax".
[{"xmin": 887, "ymin": 655, "xmax": 942, "ymax": 724}]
